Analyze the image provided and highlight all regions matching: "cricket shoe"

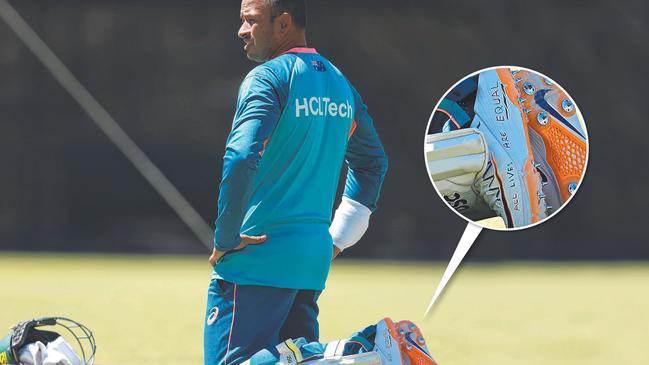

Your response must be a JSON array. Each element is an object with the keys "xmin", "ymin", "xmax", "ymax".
[
  {"xmin": 469, "ymin": 68, "xmax": 548, "ymax": 228},
  {"xmin": 374, "ymin": 318, "xmax": 438, "ymax": 365},
  {"xmin": 511, "ymin": 68, "xmax": 587, "ymax": 209}
]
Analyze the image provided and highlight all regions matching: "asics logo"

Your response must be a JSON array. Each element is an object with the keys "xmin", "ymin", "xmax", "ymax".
[
  {"xmin": 206, "ymin": 306, "xmax": 219, "ymax": 326},
  {"xmin": 295, "ymin": 97, "xmax": 353, "ymax": 119}
]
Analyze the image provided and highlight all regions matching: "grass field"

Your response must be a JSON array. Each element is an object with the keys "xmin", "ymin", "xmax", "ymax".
[{"xmin": 1, "ymin": 254, "xmax": 647, "ymax": 365}]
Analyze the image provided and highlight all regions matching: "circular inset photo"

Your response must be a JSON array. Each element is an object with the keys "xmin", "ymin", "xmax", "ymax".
[{"xmin": 424, "ymin": 66, "xmax": 589, "ymax": 230}]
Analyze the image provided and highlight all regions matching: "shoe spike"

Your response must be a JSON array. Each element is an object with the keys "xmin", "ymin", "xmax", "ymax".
[
  {"xmin": 562, "ymin": 99, "xmax": 574, "ymax": 113},
  {"xmin": 523, "ymin": 82, "xmax": 535, "ymax": 95},
  {"xmin": 537, "ymin": 112, "xmax": 549, "ymax": 125},
  {"xmin": 568, "ymin": 182, "xmax": 578, "ymax": 194}
]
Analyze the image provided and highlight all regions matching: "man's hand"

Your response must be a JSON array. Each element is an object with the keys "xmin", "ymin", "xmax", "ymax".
[
  {"xmin": 332, "ymin": 246, "xmax": 341, "ymax": 261},
  {"xmin": 209, "ymin": 234, "xmax": 267, "ymax": 267}
]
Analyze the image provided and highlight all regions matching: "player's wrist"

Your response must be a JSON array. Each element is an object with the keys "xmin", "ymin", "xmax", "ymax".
[{"xmin": 330, "ymin": 197, "xmax": 371, "ymax": 251}]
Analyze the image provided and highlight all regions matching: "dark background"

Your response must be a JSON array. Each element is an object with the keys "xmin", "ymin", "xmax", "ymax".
[{"xmin": 1, "ymin": 1, "xmax": 647, "ymax": 259}]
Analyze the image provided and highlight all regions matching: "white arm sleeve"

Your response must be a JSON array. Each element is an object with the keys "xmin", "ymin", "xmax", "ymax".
[{"xmin": 329, "ymin": 197, "xmax": 372, "ymax": 251}]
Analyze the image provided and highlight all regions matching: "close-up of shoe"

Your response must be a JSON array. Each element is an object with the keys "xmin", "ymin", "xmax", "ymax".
[{"xmin": 425, "ymin": 67, "xmax": 588, "ymax": 230}]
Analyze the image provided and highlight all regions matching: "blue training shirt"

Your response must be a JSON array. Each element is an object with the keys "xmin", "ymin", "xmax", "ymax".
[{"xmin": 212, "ymin": 48, "xmax": 388, "ymax": 290}]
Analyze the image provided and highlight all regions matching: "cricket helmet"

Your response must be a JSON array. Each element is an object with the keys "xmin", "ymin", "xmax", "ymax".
[{"xmin": 0, "ymin": 317, "xmax": 96, "ymax": 365}]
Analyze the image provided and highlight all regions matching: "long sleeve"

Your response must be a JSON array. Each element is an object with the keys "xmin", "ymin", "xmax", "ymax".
[
  {"xmin": 213, "ymin": 68, "xmax": 284, "ymax": 250},
  {"xmin": 343, "ymin": 85, "xmax": 388, "ymax": 211}
]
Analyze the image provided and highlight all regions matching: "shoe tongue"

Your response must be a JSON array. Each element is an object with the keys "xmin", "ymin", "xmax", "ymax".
[{"xmin": 374, "ymin": 320, "xmax": 404, "ymax": 365}]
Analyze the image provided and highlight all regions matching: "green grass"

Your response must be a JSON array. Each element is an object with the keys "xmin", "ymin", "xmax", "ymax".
[{"xmin": 0, "ymin": 254, "xmax": 647, "ymax": 364}]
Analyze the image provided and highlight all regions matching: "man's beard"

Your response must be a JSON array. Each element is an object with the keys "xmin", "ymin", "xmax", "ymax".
[
  {"xmin": 246, "ymin": 52, "xmax": 267, "ymax": 62},
  {"xmin": 245, "ymin": 43, "xmax": 272, "ymax": 63}
]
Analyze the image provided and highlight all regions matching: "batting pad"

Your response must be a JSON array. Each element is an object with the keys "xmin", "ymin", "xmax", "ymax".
[{"xmin": 425, "ymin": 128, "xmax": 488, "ymax": 181}]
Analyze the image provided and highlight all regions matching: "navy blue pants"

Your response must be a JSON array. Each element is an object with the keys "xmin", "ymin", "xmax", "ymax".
[{"xmin": 204, "ymin": 279, "xmax": 321, "ymax": 365}]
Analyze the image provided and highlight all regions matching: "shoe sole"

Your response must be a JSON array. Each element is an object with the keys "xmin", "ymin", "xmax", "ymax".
[{"xmin": 513, "ymin": 69, "xmax": 587, "ymax": 202}]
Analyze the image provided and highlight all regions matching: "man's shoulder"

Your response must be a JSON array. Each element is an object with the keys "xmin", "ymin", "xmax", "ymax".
[
  {"xmin": 237, "ymin": 57, "xmax": 297, "ymax": 105},
  {"xmin": 244, "ymin": 55, "xmax": 296, "ymax": 85}
]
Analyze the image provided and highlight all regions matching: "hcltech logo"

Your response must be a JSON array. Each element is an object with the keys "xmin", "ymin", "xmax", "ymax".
[{"xmin": 295, "ymin": 97, "xmax": 353, "ymax": 119}]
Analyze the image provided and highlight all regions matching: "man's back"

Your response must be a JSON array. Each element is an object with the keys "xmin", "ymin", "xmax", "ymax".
[
  {"xmin": 246, "ymin": 49, "xmax": 356, "ymax": 232},
  {"xmin": 213, "ymin": 48, "xmax": 386, "ymax": 290}
]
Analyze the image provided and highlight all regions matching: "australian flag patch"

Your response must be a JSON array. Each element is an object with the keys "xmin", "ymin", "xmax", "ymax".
[{"xmin": 312, "ymin": 60, "xmax": 326, "ymax": 72}]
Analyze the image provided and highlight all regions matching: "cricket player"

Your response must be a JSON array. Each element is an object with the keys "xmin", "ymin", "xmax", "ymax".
[{"xmin": 204, "ymin": 1, "xmax": 388, "ymax": 364}]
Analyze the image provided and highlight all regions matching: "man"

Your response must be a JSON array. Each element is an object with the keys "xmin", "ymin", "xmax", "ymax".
[{"xmin": 204, "ymin": 1, "xmax": 388, "ymax": 365}]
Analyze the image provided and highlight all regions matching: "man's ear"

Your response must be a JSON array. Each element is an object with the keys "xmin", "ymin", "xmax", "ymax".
[{"xmin": 276, "ymin": 12, "xmax": 292, "ymax": 34}]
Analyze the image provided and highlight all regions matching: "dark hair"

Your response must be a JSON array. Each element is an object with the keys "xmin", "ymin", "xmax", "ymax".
[{"xmin": 268, "ymin": 0, "xmax": 307, "ymax": 29}]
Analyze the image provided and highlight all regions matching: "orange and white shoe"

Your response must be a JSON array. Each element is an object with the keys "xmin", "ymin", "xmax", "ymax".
[
  {"xmin": 512, "ymin": 68, "xmax": 588, "ymax": 210},
  {"xmin": 374, "ymin": 318, "xmax": 439, "ymax": 365},
  {"xmin": 469, "ymin": 69, "xmax": 548, "ymax": 228}
]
